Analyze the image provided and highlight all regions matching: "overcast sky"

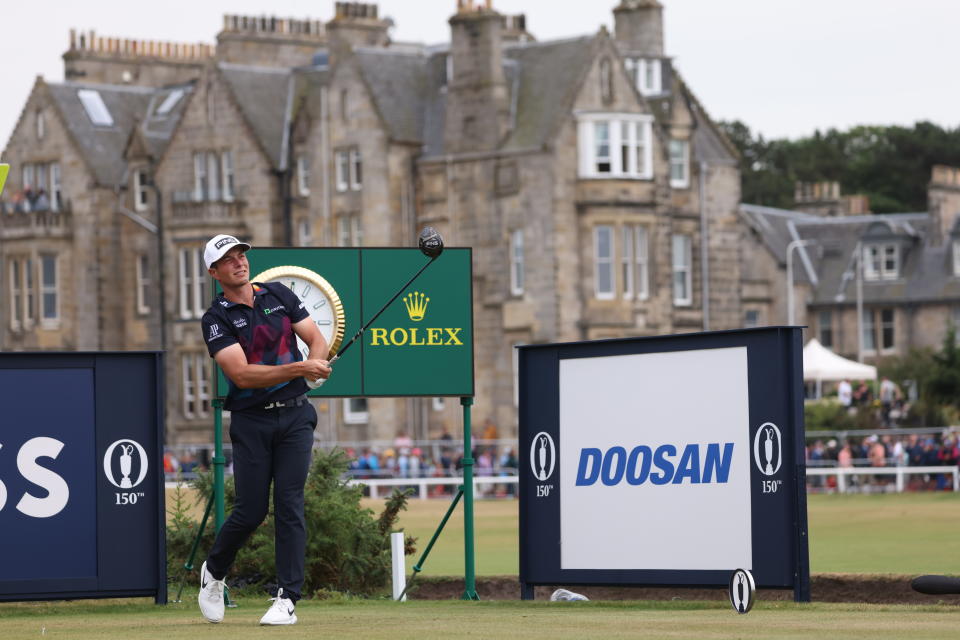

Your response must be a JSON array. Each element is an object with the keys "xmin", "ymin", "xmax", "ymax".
[{"xmin": 2, "ymin": 0, "xmax": 958, "ymax": 149}]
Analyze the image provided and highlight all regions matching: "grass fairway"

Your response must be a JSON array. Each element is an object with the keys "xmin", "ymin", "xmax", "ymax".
[{"xmin": 1, "ymin": 598, "xmax": 958, "ymax": 640}]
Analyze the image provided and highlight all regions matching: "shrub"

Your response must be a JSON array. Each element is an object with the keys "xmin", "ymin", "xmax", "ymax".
[{"xmin": 166, "ymin": 448, "xmax": 416, "ymax": 597}]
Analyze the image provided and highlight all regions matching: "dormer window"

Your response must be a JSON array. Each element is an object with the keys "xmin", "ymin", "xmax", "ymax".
[
  {"xmin": 624, "ymin": 58, "xmax": 661, "ymax": 96},
  {"xmin": 863, "ymin": 243, "xmax": 899, "ymax": 281},
  {"xmin": 577, "ymin": 113, "xmax": 653, "ymax": 179}
]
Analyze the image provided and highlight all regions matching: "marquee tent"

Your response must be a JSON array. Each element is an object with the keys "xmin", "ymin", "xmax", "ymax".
[{"xmin": 803, "ymin": 338, "xmax": 877, "ymax": 383}]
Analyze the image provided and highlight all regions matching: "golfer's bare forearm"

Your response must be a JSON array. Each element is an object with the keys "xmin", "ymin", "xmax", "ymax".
[{"xmin": 229, "ymin": 362, "xmax": 314, "ymax": 389}]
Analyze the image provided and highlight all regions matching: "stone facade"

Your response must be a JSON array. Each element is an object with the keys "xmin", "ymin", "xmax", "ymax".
[{"xmin": 3, "ymin": 1, "xmax": 752, "ymax": 445}]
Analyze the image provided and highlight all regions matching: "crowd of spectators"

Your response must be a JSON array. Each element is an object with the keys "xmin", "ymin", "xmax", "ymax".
[{"xmin": 806, "ymin": 431, "xmax": 960, "ymax": 491}]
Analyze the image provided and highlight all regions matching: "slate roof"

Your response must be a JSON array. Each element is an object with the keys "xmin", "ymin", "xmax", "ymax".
[
  {"xmin": 354, "ymin": 49, "xmax": 428, "ymax": 145},
  {"xmin": 218, "ymin": 63, "xmax": 293, "ymax": 169},
  {"xmin": 46, "ymin": 81, "xmax": 155, "ymax": 186},
  {"xmin": 743, "ymin": 203, "xmax": 960, "ymax": 306}
]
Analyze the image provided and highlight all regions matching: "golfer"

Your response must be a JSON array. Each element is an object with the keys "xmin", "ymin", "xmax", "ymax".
[{"xmin": 197, "ymin": 234, "xmax": 331, "ymax": 625}]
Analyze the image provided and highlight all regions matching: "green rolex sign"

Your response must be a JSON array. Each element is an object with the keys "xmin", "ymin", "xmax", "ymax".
[{"xmin": 216, "ymin": 247, "xmax": 474, "ymax": 398}]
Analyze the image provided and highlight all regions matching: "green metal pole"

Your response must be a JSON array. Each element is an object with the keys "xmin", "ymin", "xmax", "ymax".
[{"xmin": 460, "ymin": 396, "xmax": 479, "ymax": 600}]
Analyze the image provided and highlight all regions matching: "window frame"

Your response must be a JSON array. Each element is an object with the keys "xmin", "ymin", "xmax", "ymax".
[
  {"xmin": 744, "ymin": 309, "xmax": 760, "ymax": 328},
  {"xmin": 343, "ymin": 397, "xmax": 369, "ymax": 424},
  {"xmin": 862, "ymin": 308, "xmax": 876, "ymax": 353},
  {"xmin": 178, "ymin": 247, "xmax": 206, "ymax": 320},
  {"xmin": 818, "ymin": 310, "xmax": 833, "ymax": 348},
  {"xmin": 621, "ymin": 226, "xmax": 634, "ymax": 299},
  {"xmin": 335, "ymin": 150, "xmax": 349, "ymax": 192},
  {"xmin": 863, "ymin": 243, "xmax": 899, "ymax": 281},
  {"xmin": 669, "ymin": 139, "xmax": 690, "ymax": 189},
  {"xmin": 39, "ymin": 254, "xmax": 58, "ymax": 325},
  {"xmin": 134, "ymin": 169, "xmax": 149, "ymax": 211},
  {"xmin": 181, "ymin": 352, "xmax": 211, "ymax": 419},
  {"xmin": 577, "ymin": 113, "xmax": 654, "ymax": 180},
  {"xmin": 136, "ymin": 254, "xmax": 151, "ymax": 315},
  {"xmin": 880, "ymin": 308, "xmax": 895, "ymax": 353},
  {"xmin": 193, "ymin": 152, "xmax": 207, "ymax": 201},
  {"xmin": 349, "ymin": 148, "xmax": 362, "ymax": 190},
  {"xmin": 510, "ymin": 229, "xmax": 525, "ymax": 296},
  {"xmin": 672, "ymin": 234, "xmax": 693, "ymax": 306},
  {"xmin": 953, "ymin": 240, "xmax": 960, "ymax": 277},
  {"xmin": 221, "ymin": 151, "xmax": 235, "ymax": 202},
  {"xmin": 297, "ymin": 154, "xmax": 310, "ymax": 196},
  {"xmin": 594, "ymin": 225, "xmax": 615, "ymax": 300},
  {"xmin": 635, "ymin": 226, "xmax": 649, "ymax": 300},
  {"xmin": 9, "ymin": 258, "xmax": 22, "ymax": 330},
  {"xmin": 50, "ymin": 163, "xmax": 62, "ymax": 212}
]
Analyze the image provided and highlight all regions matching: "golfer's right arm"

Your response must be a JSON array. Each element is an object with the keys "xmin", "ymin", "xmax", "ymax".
[{"xmin": 214, "ymin": 343, "xmax": 329, "ymax": 389}]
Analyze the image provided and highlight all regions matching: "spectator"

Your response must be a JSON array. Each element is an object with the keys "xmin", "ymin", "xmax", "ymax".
[
  {"xmin": 867, "ymin": 435, "xmax": 886, "ymax": 467},
  {"xmin": 837, "ymin": 442, "xmax": 853, "ymax": 468},
  {"xmin": 837, "ymin": 379, "xmax": 853, "ymax": 409},
  {"xmin": 394, "ymin": 430, "xmax": 413, "ymax": 451},
  {"xmin": 481, "ymin": 418, "xmax": 498, "ymax": 443},
  {"xmin": 879, "ymin": 377, "xmax": 900, "ymax": 426}
]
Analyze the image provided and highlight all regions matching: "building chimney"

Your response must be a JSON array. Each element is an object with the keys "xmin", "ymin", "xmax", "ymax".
[
  {"xmin": 326, "ymin": 2, "xmax": 390, "ymax": 63},
  {"xmin": 928, "ymin": 165, "xmax": 960, "ymax": 246},
  {"xmin": 445, "ymin": 1, "xmax": 510, "ymax": 153},
  {"xmin": 613, "ymin": 0, "xmax": 664, "ymax": 56}
]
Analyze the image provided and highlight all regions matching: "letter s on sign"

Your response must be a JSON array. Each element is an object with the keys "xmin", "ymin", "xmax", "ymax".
[{"xmin": 16, "ymin": 437, "xmax": 69, "ymax": 518}]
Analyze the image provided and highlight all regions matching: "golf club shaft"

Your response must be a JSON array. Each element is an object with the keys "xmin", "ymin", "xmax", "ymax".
[{"xmin": 329, "ymin": 256, "xmax": 437, "ymax": 364}]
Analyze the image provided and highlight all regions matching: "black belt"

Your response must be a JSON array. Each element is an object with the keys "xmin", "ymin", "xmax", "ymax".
[{"xmin": 262, "ymin": 395, "xmax": 307, "ymax": 410}]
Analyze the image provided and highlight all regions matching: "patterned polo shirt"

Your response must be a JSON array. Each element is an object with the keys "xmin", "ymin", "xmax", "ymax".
[{"xmin": 201, "ymin": 281, "xmax": 310, "ymax": 411}]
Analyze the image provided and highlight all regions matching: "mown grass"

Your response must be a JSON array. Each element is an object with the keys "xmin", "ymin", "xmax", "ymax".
[{"xmin": 1, "ymin": 598, "xmax": 958, "ymax": 640}]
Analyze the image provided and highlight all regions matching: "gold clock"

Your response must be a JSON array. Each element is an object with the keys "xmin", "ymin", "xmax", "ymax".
[{"xmin": 251, "ymin": 265, "xmax": 346, "ymax": 360}]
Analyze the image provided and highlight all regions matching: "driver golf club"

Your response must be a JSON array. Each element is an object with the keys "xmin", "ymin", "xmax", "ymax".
[{"xmin": 307, "ymin": 227, "xmax": 444, "ymax": 388}]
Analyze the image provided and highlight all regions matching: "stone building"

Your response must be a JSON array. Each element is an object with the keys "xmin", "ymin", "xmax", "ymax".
[
  {"xmin": 2, "ymin": 1, "xmax": 746, "ymax": 444},
  {"xmin": 740, "ymin": 168, "xmax": 960, "ymax": 364}
]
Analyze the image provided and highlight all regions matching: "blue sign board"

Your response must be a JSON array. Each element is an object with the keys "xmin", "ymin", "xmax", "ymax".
[
  {"xmin": 518, "ymin": 327, "xmax": 810, "ymax": 602},
  {"xmin": 0, "ymin": 353, "xmax": 165, "ymax": 602}
]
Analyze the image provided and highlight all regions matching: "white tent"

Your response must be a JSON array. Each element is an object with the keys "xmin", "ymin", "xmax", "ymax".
[{"xmin": 803, "ymin": 338, "xmax": 877, "ymax": 383}]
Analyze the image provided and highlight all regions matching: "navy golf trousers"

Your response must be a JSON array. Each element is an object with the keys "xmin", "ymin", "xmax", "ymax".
[{"xmin": 206, "ymin": 399, "xmax": 317, "ymax": 602}]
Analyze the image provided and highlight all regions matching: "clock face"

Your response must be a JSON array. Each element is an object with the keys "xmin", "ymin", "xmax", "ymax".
[{"xmin": 250, "ymin": 266, "xmax": 345, "ymax": 360}]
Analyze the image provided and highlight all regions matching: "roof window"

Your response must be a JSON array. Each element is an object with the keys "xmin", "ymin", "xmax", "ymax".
[
  {"xmin": 156, "ymin": 88, "xmax": 185, "ymax": 115},
  {"xmin": 77, "ymin": 89, "xmax": 114, "ymax": 126}
]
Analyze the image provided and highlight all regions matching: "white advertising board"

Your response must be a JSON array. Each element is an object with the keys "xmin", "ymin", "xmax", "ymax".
[{"xmin": 559, "ymin": 346, "xmax": 751, "ymax": 570}]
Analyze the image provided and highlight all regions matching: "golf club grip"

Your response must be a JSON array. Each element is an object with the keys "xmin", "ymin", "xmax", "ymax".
[
  {"xmin": 331, "ymin": 256, "xmax": 437, "ymax": 361},
  {"xmin": 911, "ymin": 575, "xmax": 960, "ymax": 595}
]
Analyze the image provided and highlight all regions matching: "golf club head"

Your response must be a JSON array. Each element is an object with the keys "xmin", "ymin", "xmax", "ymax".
[{"xmin": 418, "ymin": 226, "xmax": 444, "ymax": 258}]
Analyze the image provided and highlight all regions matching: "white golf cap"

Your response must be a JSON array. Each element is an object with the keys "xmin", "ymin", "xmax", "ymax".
[{"xmin": 204, "ymin": 234, "xmax": 251, "ymax": 269}]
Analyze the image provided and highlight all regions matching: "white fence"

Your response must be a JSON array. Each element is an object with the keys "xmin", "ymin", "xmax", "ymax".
[
  {"xmin": 346, "ymin": 475, "xmax": 518, "ymax": 499},
  {"xmin": 806, "ymin": 465, "xmax": 959, "ymax": 493}
]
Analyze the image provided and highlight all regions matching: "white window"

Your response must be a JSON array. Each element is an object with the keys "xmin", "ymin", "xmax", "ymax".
[
  {"xmin": 863, "ymin": 243, "xmax": 898, "ymax": 280},
  {"xmin": 335, "ymin": 150, "xmax": 349, "ymax": 192},
  {"xmin": 297, "ymin": 154, "xmax": 310, "ymax": 196},
  {"xmin": 22, "ymin": 164, "xmax": 35, "ymax": 191},
  {"xmin": 156, "ymin": 88, "xmax": 184, "ymax": 115},
  {"xmin": 954, "ymin": 240, "xmax": 960, "ymax": 277},
  {"xmin": 134, "ymin": 169, "xmax": 149, "ymax": 211},
  {"xmin": 9, "ymin": 259, "xmax": 22, "ymax": 330},
  {"xmin": 178, "ymin": 247, "xmax": 207, "ymax": 319},
  {"xmin": 343, "ymin": 397, "xmax": 369, "ymax": 424},
  {"xmin": 77, "ymin": 89, "xmax": 114, "ymax": 126},
  {"xmin": 40, "ymin": 254, "xmax": 58, "ymax": 323},
  {"xmin": 635, "ymin": 226, "xmax": 649, "ymax": 300},
  {"xmin": 35, "ymin": 164, "xmax": 48, "ymax": 204},
  {"xmin": 621, "ymin": 226, "xmax": 634, "ymax": 299},
  {"xmin": 432, "ymin": 397, "xmax": 446, "ymax": 412},
  {"xmin": 206, "ymin": 152, "xmax": 221, "ymax": 202},
  {"xmin": 193, "ymin": 152, "xmax": 207, "ymax": 201},
  {"xmin": 640, "ymin": 58, "xmax": 662, "ymax": 95},
  {"xmin": 862, "ymin": 309, "xmax": 876, "ymax": 352},
  {"xmin": 510, "ymin": 229, "xmax": 524, "ymax": 296},
  {"xmin": 578, "ymin": 114, "xmax": 653, "ymax": 179},
  {"xmin": 24, "ymin": 258, "xmax": 34, "ymax": 325},
  {"xmin": 672, "ymin": 234, "xmax": 692, "ymax": 306},
  {"xmin": 349, "ymin": 149, "xmax": 362, "ymax": 190},
  {"xmin": 594, "ymin": 225, "xmax": 614, "ymax": 300},
  {"xmin": 50, "ymin": 163, "xmax": 62, "ymax": 212},
  {"xmin": 36, "ymin": 109, "xmax": 45, "ymax": 140},
  {"xmin": 221, "ymin": 151, "xmax": 235, "ymax": 202},
  {"xmin": 298, "ymin": 219, "xmax": 312, "ymax": 246},
  {"xmin": 182, "ymin": 353, "xmax": 211, "ymax": 419},
  {"xmin": 669, "ymin": 139, "xmax": 690, "ymax": 188},
  {"xmin": 136, "ymin": 254, "xmax": 150, "ymax": 315},
  {"xmin": 744, "ymin": 309, "xmax": 760, "ymax": 328},
  {"xmin": 337, "ymin": 215, "xmax": 362, "ymax": 247}
]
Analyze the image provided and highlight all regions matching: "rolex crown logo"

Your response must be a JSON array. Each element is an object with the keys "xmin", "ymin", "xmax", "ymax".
[{"xmin": 403, "ymin": 291, "xmax": 429, "ymax": 321}]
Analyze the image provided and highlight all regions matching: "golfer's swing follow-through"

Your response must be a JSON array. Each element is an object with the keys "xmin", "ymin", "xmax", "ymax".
[{"xmin": 196, "ymin": 227, "xmax": 443, "ymax": 625}]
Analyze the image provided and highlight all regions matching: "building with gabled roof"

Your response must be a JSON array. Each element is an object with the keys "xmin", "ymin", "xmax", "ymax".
[{"xmin": 2, "ymin": 1, "xmax": 750, "ymax": 444}]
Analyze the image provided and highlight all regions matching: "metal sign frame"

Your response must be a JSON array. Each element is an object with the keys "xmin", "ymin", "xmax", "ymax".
[{"xmin": 518, "ymin": 327, "xmax": 810, "ymax": 602}]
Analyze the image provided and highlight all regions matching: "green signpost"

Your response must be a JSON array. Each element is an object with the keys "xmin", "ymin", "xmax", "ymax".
[{"xmin": 203, "ymin": 247, "xmax": 478, "ymax": 600}]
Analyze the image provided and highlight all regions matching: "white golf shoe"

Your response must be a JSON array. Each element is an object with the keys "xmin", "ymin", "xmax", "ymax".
[
  {"xmin": 259, "ymin": 587, "xmax": 297, "ymax": 625},
  {"xmin": 198, "ymin": 561, "xmax": 225, "ymax": 623}
]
